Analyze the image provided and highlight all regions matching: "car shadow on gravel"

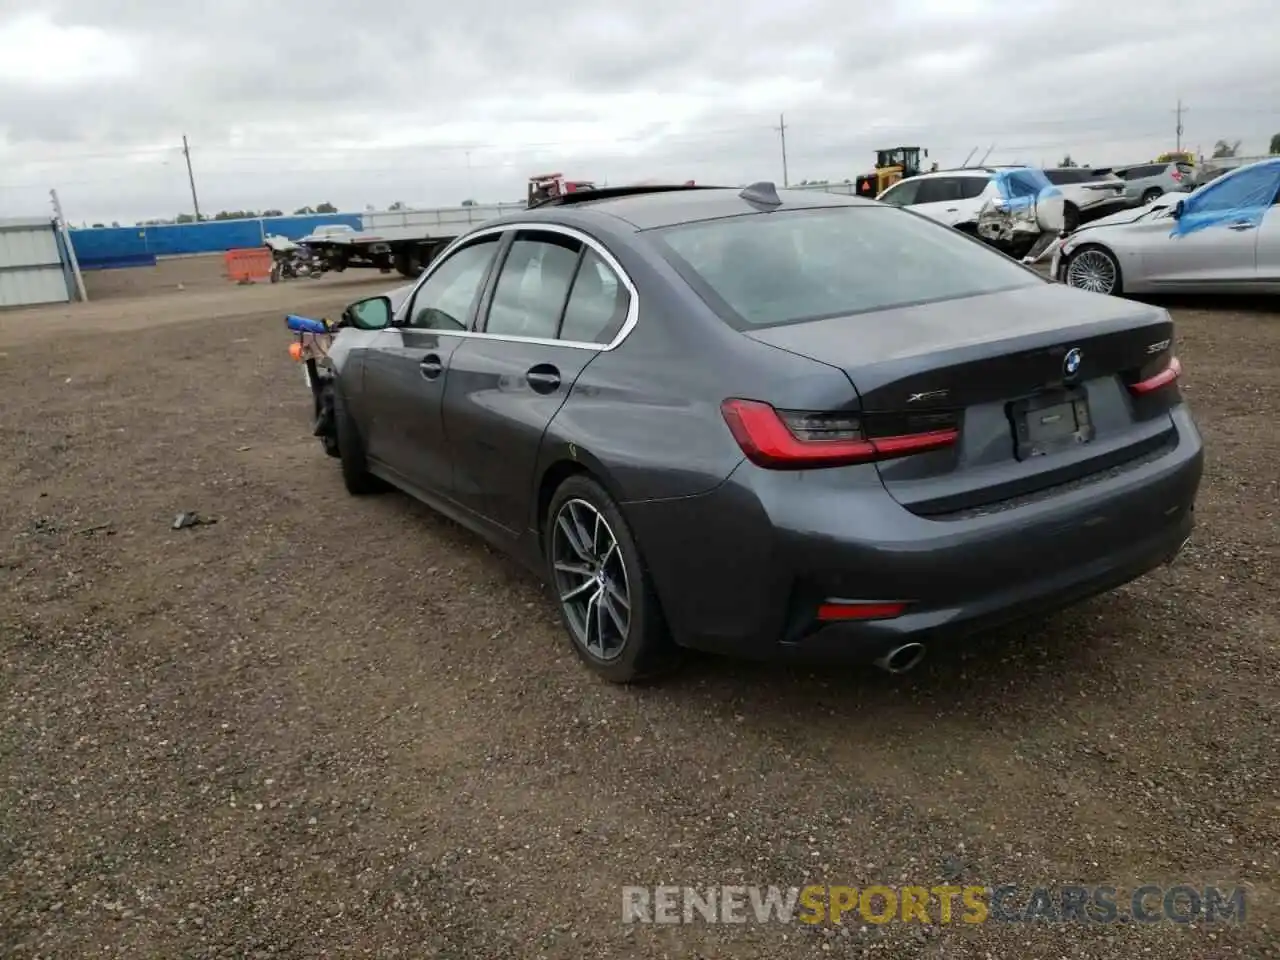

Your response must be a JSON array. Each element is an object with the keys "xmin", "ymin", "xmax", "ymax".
[
  {"xmin": 653, "ymin": 590, "xmax": 1155, "ymax": 719},
  {"xmin": 1140, "ymin": 293, "xmax": 1280, "ymax": 316}
]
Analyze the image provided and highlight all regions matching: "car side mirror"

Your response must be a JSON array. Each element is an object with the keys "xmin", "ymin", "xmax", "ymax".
[
  {"xmin": 344, "ymin": 295, "xmax": 393, "ymax": 330},
  {"xmin": 1172, "ymin": 199, "xmax": 1184, "ymax": 220}
]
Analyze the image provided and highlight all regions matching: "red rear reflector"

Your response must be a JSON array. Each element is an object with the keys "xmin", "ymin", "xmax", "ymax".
[
  {"xmin": 817, "ymin": 601, "xmax": 906, "ymax": 621},
  {"xmin": 1129, "ymin": 356, "xmax": 1182, "ymax": 395},
  {"xmin": 720, "ymin": 399, "xmax": 957, "ymax": 469}
]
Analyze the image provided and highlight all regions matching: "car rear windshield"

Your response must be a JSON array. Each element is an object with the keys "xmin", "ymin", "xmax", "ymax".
[{"xmin": 652, "ymin": 206, "xmax": 1042, "ymax": 330}]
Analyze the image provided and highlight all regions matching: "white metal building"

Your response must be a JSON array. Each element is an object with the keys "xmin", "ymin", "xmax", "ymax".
[{"xmin": 0, "ymin": 217, "xmax": 79, "ymax": 308}]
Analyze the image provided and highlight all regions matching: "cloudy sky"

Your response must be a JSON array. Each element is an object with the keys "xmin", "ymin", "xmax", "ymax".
[{"xmin": 1, "ymin": 0, "xmax": 1277, "ymax": 225}]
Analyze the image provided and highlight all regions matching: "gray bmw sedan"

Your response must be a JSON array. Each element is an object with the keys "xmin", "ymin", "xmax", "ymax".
[{"xmin": 295, "ymin": 181, "xmax": 1203, "ymax": 683}]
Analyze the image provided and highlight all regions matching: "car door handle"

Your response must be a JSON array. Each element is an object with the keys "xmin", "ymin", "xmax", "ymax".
[
  {"xmin": 419, "ymin": 353, "xmax": 443, "ymax": 379},
  {"xmin": 945, "ymin": 207, "xmax": 958, "ymax": 212},
  {"xmin": 1227, "ymin": 221, "xmax": 1256, "ymax": 231},
  {"xmin": 526, "ymin": 364, "xmax": 561, "ymax": 394}
]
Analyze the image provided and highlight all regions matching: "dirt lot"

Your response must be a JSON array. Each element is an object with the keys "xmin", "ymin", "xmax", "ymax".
[{"xmin": 1, "ymin": 256, "xmax": 1277, "ymax": 958}]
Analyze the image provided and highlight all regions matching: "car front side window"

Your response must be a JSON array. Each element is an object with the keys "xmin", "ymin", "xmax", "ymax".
[
  {"xmin": 1185, "ymin": 166, "xmax": 1280, "ymax": 217},
  {"xmin": 407, "ymin": 236, "xmax": 501, "ymax": 331},
  {"xmin": 878, "ymin": 180, "xmax": 921, "ymax": 206}
]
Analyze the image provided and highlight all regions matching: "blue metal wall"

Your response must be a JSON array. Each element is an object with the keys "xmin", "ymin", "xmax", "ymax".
[{"xmin": 69, "ymin": 213, "xmax": 364, "ymax": 270}]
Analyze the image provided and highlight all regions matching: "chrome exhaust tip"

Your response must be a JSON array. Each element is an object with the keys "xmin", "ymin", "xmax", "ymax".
[{"xmin": 875, "ymin": 642, "xmax": 927, "ymax": 675}]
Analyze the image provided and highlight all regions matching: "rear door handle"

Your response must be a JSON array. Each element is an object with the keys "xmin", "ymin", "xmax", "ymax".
[
  {"xmin": 526, "ymin": 363, "xmax": 561, "ymax": 394},
  {"xmin": 1227, "ymin": 221, "xmax": 1256, "ymax": 231},
  {"xmin": 945, "ymin": 207, "xmax": 958, "ymax": 212},
  {"xmin": 419, "ymin": 353, "xmax": 443, "ymax": 379}
]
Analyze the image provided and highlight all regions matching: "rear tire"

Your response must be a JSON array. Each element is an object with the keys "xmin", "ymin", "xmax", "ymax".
[
  {"xmin": 333, "ymin": 386, "xmax": 388, "ymax": 495},
  {"xmin": 545, "ymin": 475, "xmax": 679, "ymax": 683},
  {"xmin": 1141, "ymin": 187, "xmax": 1163, "ymax": 205}
]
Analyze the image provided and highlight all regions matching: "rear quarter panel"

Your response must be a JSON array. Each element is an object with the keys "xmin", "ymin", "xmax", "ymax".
[{"xmin": 537, "ymin": 227, "xmax": 861, "ymax": 505}]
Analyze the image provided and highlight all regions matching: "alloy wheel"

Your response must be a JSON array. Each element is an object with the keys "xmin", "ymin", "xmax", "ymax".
[
  {"xmin": 551, "ymin": 498, "xmax": 632, "ymax": 661},
  {"xmin": 1065, "ymin": 249, "xmax": 1117, "ymax": 295}
]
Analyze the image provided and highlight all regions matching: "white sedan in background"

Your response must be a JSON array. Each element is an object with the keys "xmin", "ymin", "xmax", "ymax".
[{"xmin": 1052, "ymin": 157, "xmax": 1280, "ymax": 297}]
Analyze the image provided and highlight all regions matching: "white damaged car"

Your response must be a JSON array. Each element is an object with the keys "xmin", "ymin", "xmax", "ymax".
[{"xmin": 877, "ymin": 166, "xmax": 1065, "ymax": 260}]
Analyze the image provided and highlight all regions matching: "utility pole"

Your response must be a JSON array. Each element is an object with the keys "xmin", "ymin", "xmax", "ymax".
[
  {"xmin": 182, "ymin": 134, "xmax": 202, "ymax": 221},
  {"xmin": 1174, "ymin": 99, "xmax": 1188, "ymax": 152},
  {"xmin": 776, "ymin": 114, "xmax": 789, "ymax": 187},
  {"xmin": 49, "ymin": 189, "xmax": 88, "ymax": 302}
]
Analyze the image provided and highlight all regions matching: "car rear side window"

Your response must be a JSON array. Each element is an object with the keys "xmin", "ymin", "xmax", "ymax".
[
  {"xmin": 913, "ymin": 177, "xmax": 969, "ymax": 204},
  {"xmin": 485, "ymin": 231, "xmax": 581, "ymax": 339},
  {"xmin": 655, "ymin": 206, "xmax": 1040, "ymax": 330},
  {"xmin": 560, "ymin": 249, "xmax": 630, "ymax": 344}
]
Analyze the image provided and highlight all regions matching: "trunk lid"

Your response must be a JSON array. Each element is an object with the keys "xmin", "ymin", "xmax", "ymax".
[{"xmin": 745, "ymin": 283, "xmax": 1179, "ymax": 516}]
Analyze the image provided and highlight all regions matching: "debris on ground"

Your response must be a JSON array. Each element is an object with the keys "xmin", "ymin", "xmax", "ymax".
[{"xmin": 172, "ymin": 511, "xmax": 217, "ymax": 530}]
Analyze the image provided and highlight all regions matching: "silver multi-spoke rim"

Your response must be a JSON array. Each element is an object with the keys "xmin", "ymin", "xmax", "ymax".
[
  {"xmin": 551, "ymin": 499, "xmax": 631, "ymax": 661},
  {"xmin": 1066, "ymin": 249, "xmax": 1117, "ymax": 294}
]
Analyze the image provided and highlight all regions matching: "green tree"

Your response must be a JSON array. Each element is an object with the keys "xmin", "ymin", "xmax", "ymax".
[
  {"xmin": 1212, "ymin": 139, "xmax": 1241, "ymax": 158},
  {"xmin": 1269, "ymin": 132, "xmax": 1280, "ymax": 154}
]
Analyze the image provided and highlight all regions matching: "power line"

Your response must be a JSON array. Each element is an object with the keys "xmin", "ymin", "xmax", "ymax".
[{"xmin": 5, "ymin": 102, "xmax": 1280, "ymax": 173}]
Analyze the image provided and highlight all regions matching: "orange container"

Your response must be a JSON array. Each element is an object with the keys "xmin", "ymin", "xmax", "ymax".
[{"xmin": 224, "ymin": 247, "xmax": 274, "ymax": 282}]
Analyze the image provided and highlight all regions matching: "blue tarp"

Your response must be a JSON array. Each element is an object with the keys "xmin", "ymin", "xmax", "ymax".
[
  {"xmin": 69, "ymin": 213, "xmax": 364, "ymax": 270},
  {"xmin": 1170, "ymin": 158, "xmax": 1280, "ymax": 237},
  {"xmin": 993, "ymin": 167, "xmax": 1061, "ymax": 211}
]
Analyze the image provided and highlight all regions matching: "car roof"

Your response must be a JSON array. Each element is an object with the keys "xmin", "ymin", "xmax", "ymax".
[
  {"xmin": 902, "ymin": 168, "xmax": 995, "ymax": 179},
  {"xmin": 510, "ymin": 186, "xmax": 878, "ymax": 231}
]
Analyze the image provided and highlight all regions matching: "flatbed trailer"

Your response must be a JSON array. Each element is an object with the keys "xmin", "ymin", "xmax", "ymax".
[{"xmin": 296, "ymin": 174, "xmax": 601, "ymax": 278}]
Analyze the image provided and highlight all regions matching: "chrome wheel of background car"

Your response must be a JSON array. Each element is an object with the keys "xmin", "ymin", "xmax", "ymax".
[
  {"xmin": 1065, "ymin": 249, "xmax": 1118, "ymax": 294},
  {"xmin": 551, "ymin": 498, "xmax": 632, "ymax": 661}
]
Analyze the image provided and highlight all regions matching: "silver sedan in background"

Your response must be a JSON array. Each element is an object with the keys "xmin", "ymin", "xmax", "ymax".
[{"xmin": 1053, "ymin": 157, "xmax": 1280, "ymax": 296}]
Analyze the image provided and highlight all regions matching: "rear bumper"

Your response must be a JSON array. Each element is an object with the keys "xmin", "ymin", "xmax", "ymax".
[
  {"xmin": 773, "ymin": 510, "xmax": 1191, "ymax": 664},
  {"xmin": 625, "ymin": 407, "xmax": 1203, "ymax": 666}
]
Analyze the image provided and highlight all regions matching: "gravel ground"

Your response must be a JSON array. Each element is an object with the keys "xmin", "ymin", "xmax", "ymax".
[{"xmin": 1, "ymin": 259, "xmax": 1277, "ymax": 958}]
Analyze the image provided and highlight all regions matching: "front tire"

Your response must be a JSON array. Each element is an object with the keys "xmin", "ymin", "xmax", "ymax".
[
  {"xmin": 333, "ymin": 386, "xmax": 387, "ymax": 495},
  {"xmin": 1063, "ymin": 244, "xmax": 1123, "ymax": 296},
  {"xmin": 545, "ymin": 475, "xmax": 678, "ymax": 683}
]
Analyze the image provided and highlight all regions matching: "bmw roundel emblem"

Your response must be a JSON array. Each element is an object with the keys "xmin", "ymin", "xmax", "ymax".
[{"xmin": 1063, "ymin": 347, "xmax": 1083, "ymax": 378}]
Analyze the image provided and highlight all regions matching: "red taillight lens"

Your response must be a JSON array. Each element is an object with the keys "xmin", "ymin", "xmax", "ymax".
[
  {"xmin": 1171, "ymin": 169, "xmax": 1182, "ymax": 181},
  {"xmin": 817, "ymin": 601, "xmax": 906, "ymax": 621},
  {"xmin": 1128, "ymin": 356, "xmax": 1182, "ymax": 396},
  {"xmin": 720, "ymin": 399, "xmax": 958, "ymax": 469}
]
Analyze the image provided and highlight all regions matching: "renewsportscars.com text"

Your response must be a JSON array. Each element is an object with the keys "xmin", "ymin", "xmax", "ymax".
[{"xmin": 622, "ymin": 884, "xmax": 1247, "ymax": 926}]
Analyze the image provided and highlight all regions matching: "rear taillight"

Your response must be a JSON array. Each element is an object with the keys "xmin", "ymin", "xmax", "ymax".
[
  {"xmin": 1128, "ymin": 355, "xmax": 1182, "ymax": 396},
  {"xmin": 1171, "ymin": 169, "xmax": 1183, "ymax": 182},
  {"xmin": 720, "ymin": 399, "xmax": 958, "ymax": 469}
]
